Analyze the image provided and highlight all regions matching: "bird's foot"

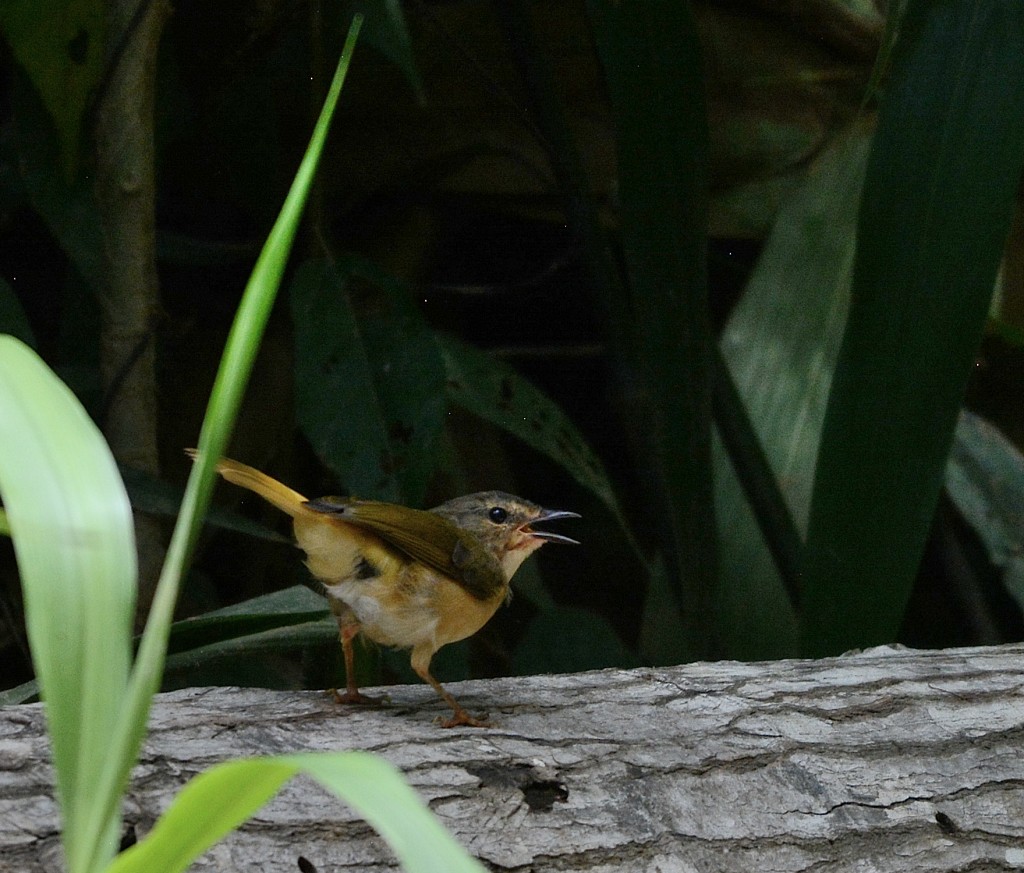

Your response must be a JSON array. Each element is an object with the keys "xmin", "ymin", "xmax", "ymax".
[
  {"xmin": 328, "ymin": 687, "xmax": 383, "ymax": 706},
  {"xmin": 439, "ymin": 709, "xmax": 492, "ymax": 728}
]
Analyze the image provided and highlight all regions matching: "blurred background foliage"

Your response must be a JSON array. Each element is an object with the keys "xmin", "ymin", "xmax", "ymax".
[{"xmin": 2, "ymin": 0, "xmax": 1024, "ymax": 697}]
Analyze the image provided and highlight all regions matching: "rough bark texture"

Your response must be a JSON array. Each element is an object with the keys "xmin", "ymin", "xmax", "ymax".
[
  {"xmin": 93, "ymin": 0, "xmax": 171, "ymax": 616},
  {"xmin": 3, "ymin": 643, "xmax": 1024, "ymax": 871}
]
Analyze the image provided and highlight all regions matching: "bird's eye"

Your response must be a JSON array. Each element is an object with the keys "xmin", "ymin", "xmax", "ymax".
[{"xmin": 488, "ymin": 506, "xmax": 508, "ymax": 524}]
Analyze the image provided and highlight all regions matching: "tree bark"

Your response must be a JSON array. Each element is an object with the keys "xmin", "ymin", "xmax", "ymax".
[
  {"xmin": 93, "ymin": 0, "xmax": 171, "ymax": 618},
  {"xmin": 3, "ymin": 643, "xmax": 1024, "ymax": 871}
]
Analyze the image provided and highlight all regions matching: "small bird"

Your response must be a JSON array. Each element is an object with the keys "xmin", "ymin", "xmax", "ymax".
[{"xmin": 192, "ymin": 453, "xmax": 579, "ymax": 727}]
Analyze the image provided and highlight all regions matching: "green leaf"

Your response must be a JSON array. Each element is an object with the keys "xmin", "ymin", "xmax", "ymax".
[
  {"xmin": 438, "ymin": 334, "xmax": 627, "ymax": 527},
  {"xmin": 0, "ymin": 335, "xmax": 136, "ymax": 873},
  {"xmin": 80, "ymin": 21, "xmax": 365, "ymax": 872},
  {"xmin": 105, "ymin": 753, "xmax": 485, "ymax": 873},
  {"xmin": 587, "ymin": 0, "xmax": 717, "ymax": 658},
  {"xmin": 713, "ymin": 125, "xmax": 871, "ymax": 659},
  {"xmin": 176, "ymin": 584, "xmax": 326, "ymax": 626},
  {"xmin": 165, "ymin": 618, "xmax": 337, "ymax": 674},
  {"xmin": 291, "ymin": 258, "xmax": 387, "ymax": 495},
  {"xmin": 0, "ymin": 0, "xmax": 105, "ymax": 178},
  {"xmin": 290, "ymin": 256, "xmax": 446, "ymax": 504},
  {"xmin": 166, "ymin": 585, "xmax": 328, "ymax": 655},
  {"xmin": 801, "ymin": 0, "xmax": 1024, "ymax": 655}
]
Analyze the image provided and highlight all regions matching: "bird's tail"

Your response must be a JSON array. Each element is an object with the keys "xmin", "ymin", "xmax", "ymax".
[{"xmin": 185, "ymin": 450, "xmax": 308, "ymax": 517}]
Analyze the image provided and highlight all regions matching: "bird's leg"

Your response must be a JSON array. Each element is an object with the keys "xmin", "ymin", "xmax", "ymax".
[
  {"xmin": 329, "ymin": 609, "xmax": 380, "ymax": 706},
  {"xmin": 411, "ymin": 644, "xmax": 491, "ymax": 728}
]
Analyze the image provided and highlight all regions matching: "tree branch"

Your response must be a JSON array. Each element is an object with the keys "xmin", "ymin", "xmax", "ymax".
[{"xmin": 3, "ymin": 643, "xmax": 1024, "ymax": 870}]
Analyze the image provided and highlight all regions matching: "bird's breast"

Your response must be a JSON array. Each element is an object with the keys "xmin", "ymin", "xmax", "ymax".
[{"xmin": 330, "ymin": 562, "xmax": 507, "ymax": 652}]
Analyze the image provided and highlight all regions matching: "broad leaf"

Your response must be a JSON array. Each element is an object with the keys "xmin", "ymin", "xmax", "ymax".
[
  {"xmin": 438, "ymin": 334, "xmax": 626, "ymax": 530},
  {"xmin": 0, "ymin": 335, "xmax": 135, "ymax": 872},
  {"xmin": 0, "ymin": 0, "xmax": 104, "ymax": 178},
  {"xmin": 291, "ymin": 256, "xmax": 446, "ymax": 504}
]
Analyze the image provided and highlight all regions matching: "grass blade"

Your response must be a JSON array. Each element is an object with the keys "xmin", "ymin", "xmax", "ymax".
[
  {"xmin": 79, "ymin": 18, "xmax": 364, "ymax": 870},
  {"xmin": 800, "ymin": 0, "xmax": 1024, "ymax": 655}
]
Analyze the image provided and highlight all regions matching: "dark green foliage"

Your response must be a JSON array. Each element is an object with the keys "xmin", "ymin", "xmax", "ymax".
[
  {"xmin": 0, "ymin": 0, "xmax": 104, "ymax": 178},
  {"xmin": 4, "ymin": 0, "xmax": 1024, "ymax": 698},
  {"xmin": 290, "ymin": 257, "xmax": 446, "ymax": 505},
  {"xmin": 514, "ymin": 605, "xmax": 639, "ymax": 674},
  {"xmin": 0, "ymin": 278, "xmax": 35, "ymax": 346},
  {"xmin": 801, "ymin": 0, "xmax": 1024, "ymax": 655},
  {"xmin": 586, "ymin": 0, "xmax": 718, "ymax": 658},
  {"xmin": 439, "ymin": 334, "xmax": 626, "ymax": 529}
]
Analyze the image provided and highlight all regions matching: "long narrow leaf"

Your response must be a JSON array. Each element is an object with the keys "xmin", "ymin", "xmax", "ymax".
[
  {"xmin": 713, "ymin": 126, "xmax": 871, "ymax": 659},
  {"xmin": 105, "ymin": 753, "xmax": 484, "ymax": 873},
  {"xmin": 587, "ymin": 0, "xmax": 717, "ymax": 658},
  {"xmin": 801, "ymin": 0, "xmax": 1024, "ymax": 655},
  {"xmin": 80, "ymin": 19, "xmax": 364, "ymax": 870},
  {"xmin": 164, "ymin": 618, "xmax": 336, "ymax": 673},
  {"xmin": 167, "ymin": 585, "xmax": 327, "ymax": 652},
  {"xmin": 0, "ymin": 335, "xmax": 136, "ymax": 872}
]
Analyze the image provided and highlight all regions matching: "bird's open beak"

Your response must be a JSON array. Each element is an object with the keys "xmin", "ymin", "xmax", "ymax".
[{"xmin": 524, "ymin": 508, "xmax": 581, "ymax": 545}]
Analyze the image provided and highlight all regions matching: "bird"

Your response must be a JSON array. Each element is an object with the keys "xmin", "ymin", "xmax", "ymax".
[{"xmin": 190, "ymin": 452, "xmax": 579, "ymax": 726}]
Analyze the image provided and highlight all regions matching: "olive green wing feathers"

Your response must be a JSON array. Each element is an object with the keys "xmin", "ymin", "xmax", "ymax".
[{"xmin": 304, "ymin": 497, "xmax": 504, "ymax": 600}]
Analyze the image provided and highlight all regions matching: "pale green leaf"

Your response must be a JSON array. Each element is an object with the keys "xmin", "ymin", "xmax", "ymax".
[
  {"xmin": 0, "ymin": 334, "xmax": 136, "ymax": 872},
  {"xmin": 106, "ymin": 753, "xmax": 485, "ymax": 873},
  {"xmin": 714, "ymin": 124, "xmax": 871, "ymax": 659}
]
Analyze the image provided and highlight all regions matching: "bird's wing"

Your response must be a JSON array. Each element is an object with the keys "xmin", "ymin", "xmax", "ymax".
[{"xmin": 304, "ymin": 498, "xmax": 504, "ymax": 600}]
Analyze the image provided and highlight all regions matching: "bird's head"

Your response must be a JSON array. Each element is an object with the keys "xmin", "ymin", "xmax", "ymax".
[{"xmin": 431, "ymin": 491, "xmax": 580, "ymax": 581}]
